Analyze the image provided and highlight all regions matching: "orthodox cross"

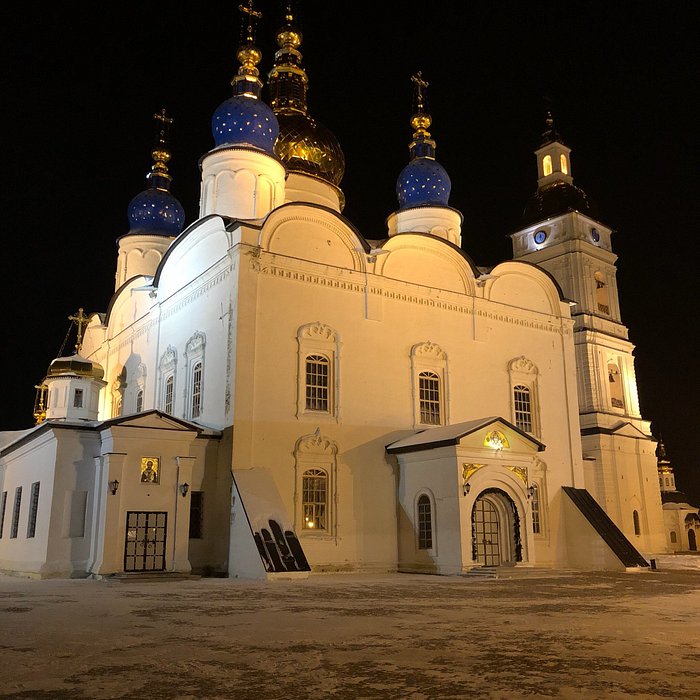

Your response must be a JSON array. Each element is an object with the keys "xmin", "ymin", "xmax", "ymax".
[
  {"xmin": 153, "ymin": 108, "xmax": 173, "ymax": 146},
  {"xmin": 411, "ymin": 71, "xmax": 429, "ymax": 112},
  {"xmin": 68, "ymin": 308, "xmax": 90, "ymax": 353},
  {"xmin": 239, "ymin": 1, "xmax": 262, "ymax": 42}
]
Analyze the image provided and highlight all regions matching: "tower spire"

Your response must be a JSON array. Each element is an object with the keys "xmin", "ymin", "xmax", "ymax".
[
  {"xmin": 268, "ymin": 2, "xmax": 308, "ymax": 114},
  {"xmin": 232, "ymin": 1, "xmax": 264, "ymax": 98},
  {"xmin": 148, "ymin": 109, "xmax": 174, "ymax": 191},
  {"xmin": 408, "ymin": 71, "xmax": 435, "ymax": 159}
]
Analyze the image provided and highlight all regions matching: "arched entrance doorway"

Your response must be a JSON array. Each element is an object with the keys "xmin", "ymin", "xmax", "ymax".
[
  {"xmin": 688, "ymin": 528, "xmax": 697, "ymax": 552},
  {"xmin": 471, "ymin": 488, "xmax": 522, "ymax": 566}
]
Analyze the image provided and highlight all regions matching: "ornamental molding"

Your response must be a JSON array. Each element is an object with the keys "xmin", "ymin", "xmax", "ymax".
[
  {"xmin": 509, "ymin": 356, "xmax": 539, "ymax": 375},
  {"xmin": 462, "ymin": 463, "xmax": 486, "ymax": 482},
  {"xmin": 185, "ymin": 331, "xmax": 206, "ymax": 357},
  {"xmin": 531, "ymin": 456, "xmax": 547, "ymax": 473},
  {"xmin": 508, "ymin": 465, "xmax": 529, "ymax": 484},
  {"xmin": 411, "ymin": 341, "xmax": 447, "ymax": 360},
  {"xmin": 298, "ymin": 321, "xmax": 338, "ymax": 344},
  {"xmin": 295, "ymin": 428, "xmax": 338, "ymax": 457},
  {"xmin": 159, "ymin": 346, "xmax": 177, "ymax": 372}
]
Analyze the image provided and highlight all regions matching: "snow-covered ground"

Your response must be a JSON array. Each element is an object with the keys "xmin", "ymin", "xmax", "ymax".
[{"xmin": 1, "ymin": 569, "xmax": 699, "ymax": 699}]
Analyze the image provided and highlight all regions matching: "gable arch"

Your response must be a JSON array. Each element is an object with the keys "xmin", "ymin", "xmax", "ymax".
[{"xmin": 485, "ymin": 261, "xmax": 565, "ymax": 316}]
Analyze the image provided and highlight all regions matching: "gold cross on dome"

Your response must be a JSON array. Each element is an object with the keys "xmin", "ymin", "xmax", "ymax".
[
  {"xmin": 239, "ymin": 1, "xmax": 262, "ymax": 42},
  {"xmin": 411, "ymin": 71, "xmax": 429, "ymax": 110},
  {"xmin": 68, "ymin": 308, "xmax": 90, "ymax": 353},
  {"xmin": 153, "ymin": 108, "xmax": 173, "ymax": 145}
]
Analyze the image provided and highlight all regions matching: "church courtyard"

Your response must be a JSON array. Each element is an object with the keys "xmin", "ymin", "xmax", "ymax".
[{"xmin": 1, "ymin": 568, "xmax": 699, "ymax": 699}]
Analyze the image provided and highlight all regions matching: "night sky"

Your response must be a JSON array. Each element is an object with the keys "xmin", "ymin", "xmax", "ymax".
[{"xmin": 2, "ymin": 3, "xmax": 698, "ymax": 501}]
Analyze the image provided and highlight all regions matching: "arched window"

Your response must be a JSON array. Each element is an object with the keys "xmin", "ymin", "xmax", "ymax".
[
  {"xmin": 513, "ymin": 385, "xmax": 533, "ymax": 433},
  {"xmin": 543, "ymin": 154, "xmax": 553, "ymax": 177},
  {"xmin": 164, "ymin": 375, "xmax": 174, "ymax": 414},
  {"xmin": 191, "ymin": 361, "xmax": 203, "ymax": 419},
  {"xmin": 417, "ymin": 494, "xmax": 433, "ymax": 550},
  {"xmin": 418, "ymin": 371, "xmax": 441, "ymax": 425},
  {"xmin": 113, "ymin": 396, "xmax": 122, "ymax": 418},
  {"xmin": 670, "ymin": 531, "xmax": 677, "ymax": 544},
  {"xmin": 136, "ymin": 389, "xmax": 144, "ymax": 413},
  {"xmin": 633, "ymin": 510, "xmax": 641, "ymax": 536},
  {"xmin": 305, "ymin": 355, "xmax": 330, "ymax": 412},
  {"xmin": 302, "ymin": 468, "xmax": 327, "ymax": 530},
  {"xmin": 608, "ymin": 362, "xmax": 624, "ymax": 409},
  {"xmin": 531, "ymin": 484, "xmax": 541, "ymax": 534},
  {"xmin": 560, "ymin": 153, "xmax": 568, "ymax": 175}
]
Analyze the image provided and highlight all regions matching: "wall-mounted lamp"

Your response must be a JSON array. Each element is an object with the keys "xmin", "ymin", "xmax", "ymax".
[
  {"xmin": 180, "ymin": 483, "xmax": 189, "ymax": 498},
  {"xmin": 108, "ymin": 479, "xmax": 119, "ymax": 495},
  {"xmin": 527, "ymin": 485, "xmax": 535, "ymax": 500},
  {"xmin": 463, "ymin": 482, "xmax": 471, "ymax": 496}
]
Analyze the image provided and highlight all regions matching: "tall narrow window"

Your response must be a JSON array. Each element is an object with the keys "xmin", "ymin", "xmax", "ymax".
[
  {"xmin": 633, "ymin": 510, "xmax": 641, "ymax": 536},
  {"xmin": 191, "ymin": 362, "xmax": 203, "ymax": 419},
  {"xmin": 419, "ymin": 371, "xmax": 441, "ymax": 425},
  {"xmin": 10, "ymin": 487, "xmax": 22, "ymax": 539},
  {"xmin": 608, "ymin": 362, "xmax": 624, "ymax": 409},
  {"xmin": 531, "ymin": 484, "xmax": 541, "ymax": 534},
  {"xmin": 189, "ymin": 492, "xmax": 204, "ymax": 539},
  {"xmin": 513, "ymin": 385, "xmax": 533, "ymax": 433},
  {"xmin": 27, "ymin": 482, "xmax": 40, "ymax": 538},
  {"xmin": 670, "ymin": 531, "xmax": 677, "ymax": 544},
  {"xmin": 302, "ymin": 469, "xmax": 327, "ymax": 530},
  {"xmin": 164, "ymin": 375, "xmax": 174, "ymax": 414},
  {"xmin": 0, "ymin": 491, "xmax": 7, "ymax": 539},
  {"xmin": 113, "ymin": 396, "xmax": 122, "ymax": 418},
  {"xmin": 543, "ymin": 154, "xmax": 553, "ymax": 176},
  {"xmin": 73, "ymin": 389, "xmax": 83, "ymax": 408},
  {"xmin": 595, "ymin": 272, "xmax": 610, "ymax": 315},
  {"xmin": 305, "ymin": 355, "xmax": 330, "ymax": 412},
  {"xmin": 136, "ymin": 389, "xmax": 144, "ymax": 413},
  {"xmin": 560, "ymin": 153, "xmax": 568, "ymax": 174},
  {"xmin": 417, "ymin": 494, "xmax": 433, "ymax": 550}
]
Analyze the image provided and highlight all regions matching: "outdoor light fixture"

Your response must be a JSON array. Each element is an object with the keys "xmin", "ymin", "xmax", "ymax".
[
  {"xmin": 180, "ymin": 482, "xmax": 189, "ymax": 498},
  {"xmin": 527, "ymin": 485, "xmax": 535, "ymax": 499},
  {"xmin": 108, "ymin": 479, "xmax": 119, "ymax": 495},
  {"xmin": 463, "ymin": 482, "xmax": 471, "ymax": 496}
]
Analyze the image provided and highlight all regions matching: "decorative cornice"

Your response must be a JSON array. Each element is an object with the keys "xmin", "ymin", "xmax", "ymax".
[{"xmin": 295, "ymin": 427, "xmax": 338, "ymax": 456}]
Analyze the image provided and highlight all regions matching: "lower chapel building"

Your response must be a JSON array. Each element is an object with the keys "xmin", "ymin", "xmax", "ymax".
[{"xmin": 1, "ymin": 14, "xmax": 689, "ymax": 579}]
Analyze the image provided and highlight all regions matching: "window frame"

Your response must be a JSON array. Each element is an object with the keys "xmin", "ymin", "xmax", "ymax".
[
  {"xmin": 508, "ymin": 357, "xmax": 541, "ymax": 437},
  {"xmin": 189, "ymin": 491, "xmax": 204, "ymax": 539},
  {"xmin": 513, "ymin": 384, "xmax": 534, "ymax": 434},
  {"xmin": 158, "ymin": 346, "xmax": 177, "ymax": 415},
  {"xmin": 416, "ymin": 492, "xmax": 436, "ymax": 552},
  {"xmin": 27, "ymin": 482, "xmax": 40, "ymax": 539},
  {"xmin": 296, "ymin": 323, "xmax": 339, "ymax": 421},
  {"xmin": 10, "ymin": 486, "xmax": 22, "ymax": 539},
  {"xmin": 185, "ymin": 332, "xmax": 206, "ymax": 421},
  {"xmin": 301, "ymin": 468, "xmax": 328, "ymax": 532},
  {"xmin": 0, "ymin": 491, "xmax": 7, "ymax": 539},
  {"xmin": 530, "ymin": 483, "xmax": 541, "ymax": 535},
  {"xmin": 411, "ymin": 342, "xmax": 448, "ymax": 428}
]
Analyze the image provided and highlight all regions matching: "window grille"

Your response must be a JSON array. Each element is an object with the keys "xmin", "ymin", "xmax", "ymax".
[
  {"xmin": 27, "ymin": 482, "xmax": 40, "ymax": 538},
  {"xmin": 417, "ymin": 494, "xmax": 433, "ymax": 549},
  {"xmin": 302, "ymin": 469, "xmax": 327, "ymax": 530},
  {"xmin": 73, "ymin": 389, "xmax": 83, "ymax": 408},
  {"xmin": 191, "ymin": 362, "xmax": 203, "ymax": 419},
  {"xmin": 305, "ymin": 355, "xmax": 329, "ymax": 412},
  {"xmin": 531, "ymin": 484, "xmax": 541, "ymax": 534},
  {"xmin": 513, "ymin": 385, "xmax": 533, "ymax": 432},
  {"xmin": 164, "ymin": 375, "xmax": 174, "ymax": 414},
  {"xmin": 10, "ymin": 487, "xmax": 22, "ymax": 539},
  {"xmin": 136, "ymin": 389, "xmax": 144, "ymax": 413},
  {"xmin": 419, "ymin": 371, "xmax": 441, "ymax": 425}
]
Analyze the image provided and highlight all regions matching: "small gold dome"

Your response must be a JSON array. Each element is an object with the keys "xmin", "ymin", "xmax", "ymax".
[
  {"xmin": 275, "ymin": 112, "xmax": 345, "ymax": 186},
  {"xmin": 277, "ymin": 27, "xmax": 302, "ymax": 49},
  {"xmin": 47, "ymin": 354, "xmax": 105, "ymax": 381}
]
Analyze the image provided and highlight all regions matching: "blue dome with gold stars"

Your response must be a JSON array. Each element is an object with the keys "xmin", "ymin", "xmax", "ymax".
[
  {"xmin": 212, "ymin": 94, "xmax": 279, "ymax": 153},
  {"xmin": 127, "ymin": 182, "xmax": 185, "ymax": 236},
  {"xmin": 397, "ymin": 157, "xmax": 451, "ymax": 209}
]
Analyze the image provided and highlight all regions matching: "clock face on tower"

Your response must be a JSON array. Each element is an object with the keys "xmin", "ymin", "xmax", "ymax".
[
  {"xmin": 534, "ymin": 230, "xmax": 547, "ymax": 244},
  {"xmin": 591, "ymin": 228, "xmax": 600, "ymax": 242}
]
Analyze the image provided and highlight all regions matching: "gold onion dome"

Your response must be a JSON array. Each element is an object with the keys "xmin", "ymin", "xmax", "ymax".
[
  {"xmin": 268, "ymin": 8, "xmax": 345, "ymax": 187},
  {"xmin": 46, "ymin": 354, "xmax": 105, "ymax": 381}
]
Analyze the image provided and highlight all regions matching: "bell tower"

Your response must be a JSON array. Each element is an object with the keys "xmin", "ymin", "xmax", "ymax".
[{"xmin": 510, "ymin": 113, "xmax": 667, "ymax": 554}]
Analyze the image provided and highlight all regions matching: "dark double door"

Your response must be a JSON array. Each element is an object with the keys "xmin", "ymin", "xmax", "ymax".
[{"xmin": 124, "ymin": 511, "xmax": 167, "ymax": 572}]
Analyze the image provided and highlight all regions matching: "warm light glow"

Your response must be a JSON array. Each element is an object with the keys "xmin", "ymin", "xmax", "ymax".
[
  {"xmin": 306, "ymin": 520, "xmax": 315, "ymax": 529},
  {"xmin": 484, "ymin": 430, "xmax": 509, "ymax": 450},
  {"xmin": 543, "ymin": 155, "xmax": 553, "ymax": 176},
  {"xmin": 560, "ymin": 153, "xmax": 568, "ymax": 174}
]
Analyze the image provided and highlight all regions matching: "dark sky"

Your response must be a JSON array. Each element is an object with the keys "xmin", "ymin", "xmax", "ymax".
[{"xmin": 2, "ymin": 3, "xmax": 698, "ymax": 501}]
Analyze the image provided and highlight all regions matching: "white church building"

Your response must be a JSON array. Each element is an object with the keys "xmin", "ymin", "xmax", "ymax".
[{"xmin": 0, "ymin": 8, "xmax": 668, "ymax": 579}]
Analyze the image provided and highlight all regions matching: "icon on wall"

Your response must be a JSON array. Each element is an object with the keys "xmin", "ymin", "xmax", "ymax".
[{"xmin": 140, "ymin": 457, "xmax": 160, "ymax": 484}]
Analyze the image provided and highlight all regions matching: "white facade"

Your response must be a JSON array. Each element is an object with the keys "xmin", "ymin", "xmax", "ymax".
[{"xmin": 0, "ymin": 30, "xmax": 669, "ymax": 580}]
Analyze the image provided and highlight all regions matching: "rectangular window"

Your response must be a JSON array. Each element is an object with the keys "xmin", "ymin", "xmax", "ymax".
[
  {"xmin": 302, "ymin": 469, "xmax": 327, "ymax": 530},
  {"xmin": 419, "ymin": 372, "xmax": 441, "ymax": 425},
  {"xmin": 191, "ymin": 362, "xmax": 203, "ymax": 419},
  {"xmin": 10, "ymin": 487, "xmax": 22, "ymax": 539},
  {"xmin": 73, "ymin": 389, "xmax": 84, "ymax": 408},
  {"xmin": 164, "ymin": 375, "xmax": 174, "ymax": 414},
  {"xmin": 531, "ymin": 484, "xmax": 541, "ymax": 535},
  {"xmin": 27, "ymin": 482, "xmax": 40, "ymax": 538},
  {"xmin": 514, "ymin": 385, "xmax": 533, "ymax": 433},
  {"xmin": 305, "ymin": 355, "xmax": 329, "ymax": 412},
  {"xmin": 189, "ymin": 492, "xmax": 204, "ymax": 539},
  {"xmin": 0, "ymin": 491, "xmax": 7, "ymax": 538}
]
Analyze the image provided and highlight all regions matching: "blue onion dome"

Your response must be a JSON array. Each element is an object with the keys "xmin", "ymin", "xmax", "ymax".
[
  {"xmin": 396, "ymin": 72, "xmax": 452, "ymax": 210},
  {"xmin": 127, "ymin": 110, "xmax": 185, "ymax": 236},
  {"xmin": 211, "ymin": 18, "xmax": 279, "ymax": 154}
]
